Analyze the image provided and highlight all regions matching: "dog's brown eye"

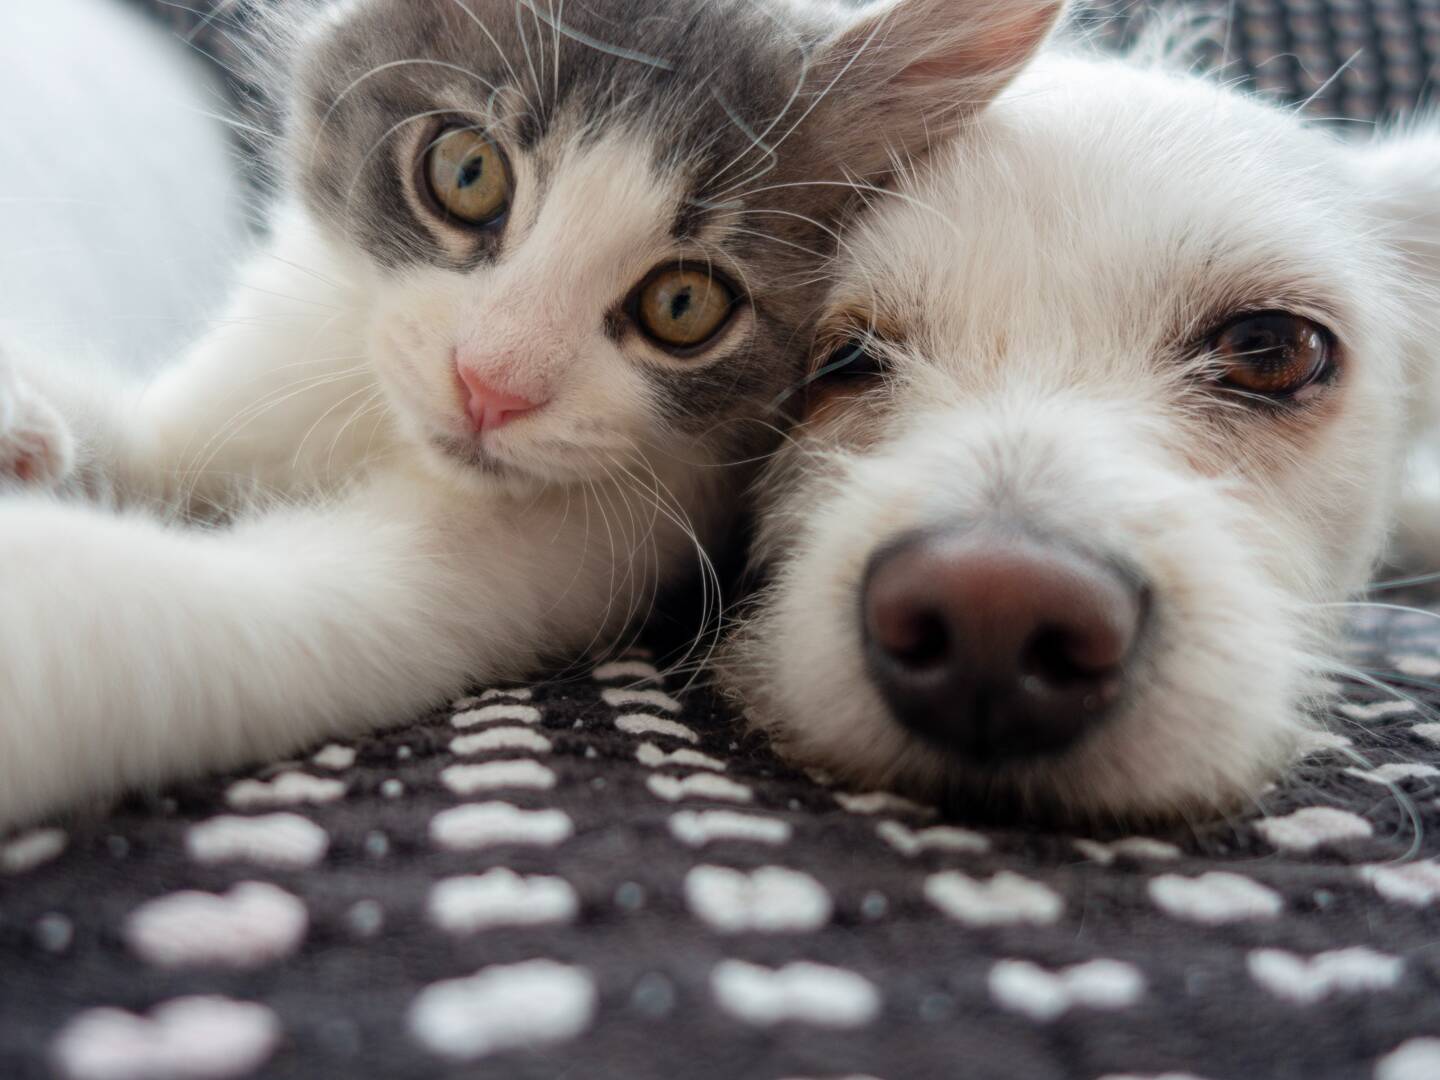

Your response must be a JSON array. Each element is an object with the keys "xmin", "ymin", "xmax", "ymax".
[
  {"xmin": 1209, "ymin": 312, "xmax": 1333, "ymax": 397},
  {"xmin": 635, "ymin": 267, "xmax": 737, "ymax": 351},
  {"xmin": 778, "ymin": 336, "xmax": 891, "ymax": 418},
  {"xmin": 425, "ymin": 127, "xmax": 511, "ymax": 225}
]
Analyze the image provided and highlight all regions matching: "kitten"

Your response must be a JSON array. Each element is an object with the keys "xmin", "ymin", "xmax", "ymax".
[
  {"xmin": 0, "ymin": 0, "xmax": 1063, "ymax": 828},
  {"xmin": 721, "ymin": 44, "xmax": 1440, "ymax": 824}
]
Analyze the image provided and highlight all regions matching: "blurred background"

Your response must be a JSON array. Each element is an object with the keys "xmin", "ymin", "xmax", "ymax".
[{"xmin": 0, "ymin": 0, "xmax": 248, "ymax": 373}]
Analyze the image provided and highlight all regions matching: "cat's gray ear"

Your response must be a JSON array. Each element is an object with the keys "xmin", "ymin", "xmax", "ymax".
[{"xmin": 810, "ymin": 0, "xmax": 1064, "ymax": 162}]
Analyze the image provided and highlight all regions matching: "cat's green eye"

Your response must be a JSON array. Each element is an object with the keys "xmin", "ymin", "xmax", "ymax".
[
  {"xmin": 424, "ymin": 127, "xmax": 511, "ymax": 225},
  {"xmin": 635, "ymin": 267, "xmax": 737, "ymax": 351}
]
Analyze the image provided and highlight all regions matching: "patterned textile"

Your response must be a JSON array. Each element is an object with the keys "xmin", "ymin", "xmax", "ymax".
[{"xmin": 5, "ymin": 2, "xmax": 1440, "ymax": 1079}]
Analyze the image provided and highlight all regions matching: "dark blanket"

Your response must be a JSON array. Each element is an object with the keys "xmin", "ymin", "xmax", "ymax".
[{"xmin": 4, "ymin": 2, "xmax": 1440, "ymax": 1078}]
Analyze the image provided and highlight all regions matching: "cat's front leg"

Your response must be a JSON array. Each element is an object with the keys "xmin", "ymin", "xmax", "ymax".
[
  {"xmin": 0, "ymin": 214, "xmax": 384, "ymax": 514},
  {"xmin": 0, "ymin": 476, "xmax": 553, "ymax": 829},
  {"xmin": 0, "ymin": 345, "xmax": 76, "ymax": 489}
]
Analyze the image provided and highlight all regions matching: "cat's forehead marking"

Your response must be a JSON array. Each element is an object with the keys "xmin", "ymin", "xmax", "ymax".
[
  {"xmin": 294, "ymin": 0, "xmax": 802, "ymax": 273},
  {"xmin": 289, "ymin": 0, "xmax": 862, "ymax": 437},
  {"xmin": 297, "ymin": 0, "xmax": 811, "ymax": 184},
  {"xmin": 508, "ymin": 125, "xmax": 688, "ymax": 269}
]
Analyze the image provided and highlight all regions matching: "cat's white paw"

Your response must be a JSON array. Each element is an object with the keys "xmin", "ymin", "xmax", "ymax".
[{"xmin": 0, "ymin": 352, "xmax": 75, "ymax": 488}]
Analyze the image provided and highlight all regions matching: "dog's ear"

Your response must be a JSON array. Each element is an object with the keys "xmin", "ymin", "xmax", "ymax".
[
  {"xmin": 1351, "ymin": 129, "xmax": 1440, "ymax": 568},
  {"xmin": 1352, "ymin": 130, "xmax": 1440, "ymax": 295},
  {"xmin": 810, "ymin": 0, "xmax": 1065, "ymax": 169}
]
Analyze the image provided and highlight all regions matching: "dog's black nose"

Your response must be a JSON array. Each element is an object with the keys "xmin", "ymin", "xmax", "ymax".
[{"xmin": 862, "ymin": 527, "xmax": 1147, "ymax": 761}]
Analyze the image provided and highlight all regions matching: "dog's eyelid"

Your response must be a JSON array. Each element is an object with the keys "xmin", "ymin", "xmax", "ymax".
[
  {"xmin": 812, "ymin": 309, "xmax": 902, "ymax": 368},
  {"xmin": 1182, "ymin": 294, "xmax": 1342, "ymax": 351}
]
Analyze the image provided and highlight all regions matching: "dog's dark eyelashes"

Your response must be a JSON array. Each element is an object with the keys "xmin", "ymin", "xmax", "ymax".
[
  {"xmin": 1206, "ymin": 311, "xmax": 1335, "ymax": 399},
  {"xmin": 814, "ymin": 338, "xmax": 890, "ymax": 384}
]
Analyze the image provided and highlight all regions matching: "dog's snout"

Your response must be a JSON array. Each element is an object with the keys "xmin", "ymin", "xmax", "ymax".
[{"xmin": 862, "ymin": 528, "xmax": 1148, "ymax": 762}]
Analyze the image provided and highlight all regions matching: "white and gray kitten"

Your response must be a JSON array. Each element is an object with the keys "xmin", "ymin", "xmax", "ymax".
[{"xmin": 0, "ymin": 0, "xmax": 1063, "ymax": 828}]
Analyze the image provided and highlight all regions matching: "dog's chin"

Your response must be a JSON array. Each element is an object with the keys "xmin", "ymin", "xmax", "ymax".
[
  {"xmin": 762, "ymin": 701, "xmax": 1297, "ymax": 831},
  {"xmin": 726, "ymin": 594, "xmax": 1308, "ymax": 831}
]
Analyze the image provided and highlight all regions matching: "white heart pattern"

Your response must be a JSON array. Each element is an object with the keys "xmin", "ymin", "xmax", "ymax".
[
  {"xmin": 1376, "ymin": 1038, "xmax": 1440, "ymax": 1080},
  {"xmin": 592, "ymin": 659, "xmax": 660, "ymax": 682},
  {"xmin": 1072, "ymin": 837, "xmax": 1181, "ymax": 864},
  {"xmin": 686, "ymin": 865, "xmax": 832, "ymax": 932},
  {"xmin": 1360, "ymin": 862, "xmax": 1440, "ymax": 906},
  {"xmin": 925, "ymin": 871, "xmax": 1063, "ymax": 926},
  {"xmin": 877, "ymin": 821, "xmax": 989, "ymax": 857},
  {"xmin": 1, "ymin": 827, "xmax": 66, "ymax": 874},
  {"xmin": 428, "ymin": 869, "xmax": 579, "ymax": 933},
  {"xmin": 1254, "ymin": 807, "xmax": 1374, "ymax": 852},
  {"xmin": 440, "ymin": 760, "xmax": 557, "ymax": 794},
  {"xmin": 1344, "ymin": 763, "xmax": 1440, "ymax": 785},
  {"xmin": 450, "ymin": 727, "xmax": 552, "ymax": 755},
  {"xmin": 408, "ymin": 960, "xmax": 596, "ymax": 1060},
  {"xmin": 310, "ymin": 744, "xmax": 355, "ymax": 770},
  {"xmin": 429, "ymin": 802, "xmax": 574, "ymax": 851},
  {"xmin": 225, "ymin": 772, "xmax": 345, "ymax": 810},
  {"xmin": 711, "ymin": 961, "xmax": 880, "ymax": 1028},
  {"xmin": 52, "ymin": 996, "xmax": 281, "ymax": 1080},
  {"xmin": 636, "ymin": 743, "xmax": 727, "ymax": 771},
  {"xmin": 185, "ymin": 814, "xmax": 329, "ymax": 868},
  {"xmin": 614, "ymin": 714, "xmax": 700, "ymax": 743},
  {"xmin": 1148, "ymin": 872, "xmax": 1283, "ymax": 924},
  {"xmin": 835, "ymin": 792, "xmax": 936, "ymax": 817},
  {"xmin": 124, "ymin": 882, "xmax": 307, "ymax": 969},
  {"xmin": 647, "ymin": 774, "xmax": 753, "ymax": 804},
  {"xmin": 602, "ymin": 688, "xmax": 682, "ymax": 712},
  {"xmin": 452, "ymin": 703, "xmax": 542, "ymax": 728},
  {"xmin": 1413, "ymin": 722, "xmax": 1440, "ymax": 745},
  {"xmin": 669, "ymin": 811, "xmax": 792, "ymax": 847},
  {"xmin": 1247, "ymin": 946, "xmax": 1403, "ymax": 1004},
  {"xmin": 989, "ymin": 959, "xmax": 1145, "ymax": 1021}
]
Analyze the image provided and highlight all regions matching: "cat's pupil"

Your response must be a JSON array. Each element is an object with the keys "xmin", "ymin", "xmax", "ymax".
[
  {"xmin": 458, "ymin": 158, "xmax": 484, "ymax": 189},
  {"xmin": 669, "ymin": 288, "xmax": 693, "ymax": 322}
]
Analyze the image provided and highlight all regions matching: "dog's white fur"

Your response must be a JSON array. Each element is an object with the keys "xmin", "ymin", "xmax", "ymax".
[{"xmin": 724, "ymin": 48, "xmax": 1440, "ymax": 823}]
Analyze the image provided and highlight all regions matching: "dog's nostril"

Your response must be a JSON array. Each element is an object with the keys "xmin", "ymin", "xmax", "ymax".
[
  {"xmin": 861, "ymin": 527, "xmax": 1146, "ymax": 762},
  {"xmin": 869, "ymin": 604, "xmax": 950, "ymax": 668},
  {"xmin": 1023, "ymin": 626, "xmax": 1101, "ymax": 686},
  {"xmin": 1021, "ymin": 621, "xmax": 1129, "ymax": 689}
]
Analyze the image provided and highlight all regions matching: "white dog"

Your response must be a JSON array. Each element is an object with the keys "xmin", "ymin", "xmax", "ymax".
[{"xmin": 723, "ymin": 43, "xmax": 1440, "ymax": 824}]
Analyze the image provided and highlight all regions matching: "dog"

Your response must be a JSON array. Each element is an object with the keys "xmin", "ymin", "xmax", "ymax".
[{"xmin": 722, "ymin": 41, "xmax": 1440, "ymax": 824}]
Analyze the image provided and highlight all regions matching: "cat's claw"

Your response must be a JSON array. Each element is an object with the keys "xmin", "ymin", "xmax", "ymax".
[{"xmin": 0, "ymin": 353, "xmax": 75, "ymax": 489}]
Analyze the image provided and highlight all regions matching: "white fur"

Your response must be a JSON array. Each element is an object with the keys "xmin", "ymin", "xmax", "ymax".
[{"xmin": 724, "ymin": 51, "xmax": 1440, "ymax": 823}]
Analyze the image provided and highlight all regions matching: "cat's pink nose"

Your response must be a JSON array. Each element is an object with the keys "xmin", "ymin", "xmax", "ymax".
[{"xmin": 456, "ymin": 365, "xmax": 542, "ymax": 433}]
